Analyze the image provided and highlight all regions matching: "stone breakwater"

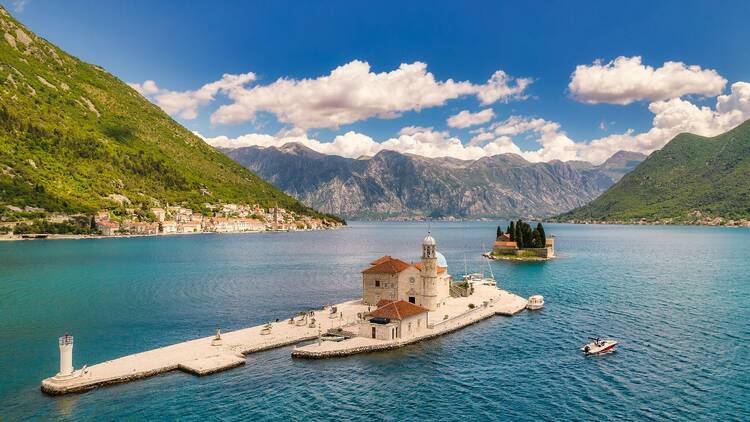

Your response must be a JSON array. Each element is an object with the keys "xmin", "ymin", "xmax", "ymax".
[{"xmin": 41, "ymin": 288, "xmax": 528, "ymax": 395}]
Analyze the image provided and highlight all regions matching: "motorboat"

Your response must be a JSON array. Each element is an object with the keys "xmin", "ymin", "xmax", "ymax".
[
  {"xmin": 526, "ymin": 295, "xmax": 544, "ymax": 310},
  {"xmin": 581, "ymin": 337, "xmax": 618, "ymax": 355}
]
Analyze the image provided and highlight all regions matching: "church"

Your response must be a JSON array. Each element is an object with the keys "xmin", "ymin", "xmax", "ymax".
[{"xmin": 361, "ymin": 234, "xmax": 452, "ymax": 311}]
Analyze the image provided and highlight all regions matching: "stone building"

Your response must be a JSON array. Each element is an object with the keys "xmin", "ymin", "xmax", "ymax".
[
  {"xmin": 359, "ymin": 299, "xmax": 429, "ymax": 340},
  {"xmin": 361, "ymin": 234, "xmax": 451, "ymax": 311}
]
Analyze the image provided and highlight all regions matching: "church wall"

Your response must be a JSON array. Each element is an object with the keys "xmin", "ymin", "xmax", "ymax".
[
  {"xmin": 396, "ymin": 266, "xmax": 422, "ymax": 306},
  {"xmin": 362, "ymin": 272, "xmax": 399, "ymax": 306}
]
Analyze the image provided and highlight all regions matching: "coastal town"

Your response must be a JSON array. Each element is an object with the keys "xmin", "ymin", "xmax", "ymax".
[
  {"xmin": 0, "ymin": 203, "xmax": 339, "ymax": 240},
  {"xmin": 41, "ymin": 233, "xmax": 529, "ymax": 395}
]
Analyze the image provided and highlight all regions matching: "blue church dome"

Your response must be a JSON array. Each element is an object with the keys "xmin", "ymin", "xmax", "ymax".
[{"xmin": 435, "ymin": 251, "xmax": 448, "ymax": 268}]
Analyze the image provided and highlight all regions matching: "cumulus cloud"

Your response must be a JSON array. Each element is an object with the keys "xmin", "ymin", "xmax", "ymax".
[
  {"xmin": 133, "ymin": 61, "xmax": 531, "ymax": 128},
  {"xmin": 579, "ymin": 83, "xmax": 750, "ymax": 163},
  {"xmin": 200, "ymin": 78, "xmax": 750, "ymax": 165},
  {"xmin": 555, "ymin": 82, "xmax": 750, "ymax": 163},
  {"xmin": 476, "ymin": 71, "xmax": 532, "ymax": 105},
  {"xmin": 569, "ymin": 56, "xmax": 726, "ymax": 105},
  {"xmin": 199, "ymin": 126, "xmax": 524, "ymax": 161},
  {"xmin": 447, "ymin": 108, "xmax": 495, "ymax": 128},
  {"xmin": 129, "ymin": 73, "xmax": 256, "ymax": 119}
]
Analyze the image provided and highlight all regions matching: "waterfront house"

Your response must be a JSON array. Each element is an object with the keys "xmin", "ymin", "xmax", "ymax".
[
  {"xmin": 161, "ymin": 220, "xmax": 178, "ymax": 234},
  {"xmin": 179, "ymin": 221, "xmax": 202, "ymax": 233},
  {"xmin": 359, "ymin": 299, "xmax": 429, "ymax": 340},
  {"xmin": 150, "ymin": 208, "xmax": 166, "ymax": 222},
  {"xmin": 121, "ymin": 221, "xmax": 158, "ymax": 235},
  {"xmin": 96, "ymin": 220, "xmax": 119, "ymax": 236}
]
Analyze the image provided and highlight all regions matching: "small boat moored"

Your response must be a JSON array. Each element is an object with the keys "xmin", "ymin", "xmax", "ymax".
[
  {"xmin": 581, "ymin": 337, "xmax": 618, "ymax": 355},
  {"xmin": 526, "ymin": 295, "xmax": 544, "ymax": 310}
]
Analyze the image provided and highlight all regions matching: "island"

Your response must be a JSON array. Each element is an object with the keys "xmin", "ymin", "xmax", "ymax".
[
  {"xmin": 490, "ymin": 220, "xmax": 555, "ymax": 261},
  {"xmin": 40, "ymin": 233, "xmax": 528, "ymax": 395}
]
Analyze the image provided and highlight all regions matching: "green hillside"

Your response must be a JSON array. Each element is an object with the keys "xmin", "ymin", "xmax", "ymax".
[
  {"xmin": 0, "ymin": 7, "xmax": 340, "ymax": 223},
  {"xmin": 557, "ymin": 120, "xmax": 750, "ymax": 224}
]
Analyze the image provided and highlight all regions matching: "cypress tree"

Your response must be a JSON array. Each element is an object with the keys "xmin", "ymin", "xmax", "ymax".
[
  {"xmin": 531, "ymin": 229, "xmax": 541, "ymax": 248},
  {"xmin": 508, "ymin": 221, "xmax": 515, "ymax": 241},
  {"xmin": 522, "ymin": 221, "xmax": 533, "ymax": 248},
  {"xmin": 514, "ymin": 220, "xmax": 523, "ymax": 248},
  {"xmin": 536, "ymin": 222, "xmax": 546, "ymax": 247},
  {"xmin": 496, "ymin": 226, "xmax": 502, "ymax": 239}
]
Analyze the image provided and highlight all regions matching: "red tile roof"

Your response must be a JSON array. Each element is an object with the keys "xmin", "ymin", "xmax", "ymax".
[
  {"xmin": 376, "ymin": 299, "xmax": 394, "ymax": 308},
  {"xmin": 362, "ymin": 256, "xmax": 412, "ymax": 274},
  {"xmin": 413, "ymin": 263, "xmax": 447, "ymax": 274},
  {"xmin": 368, "ymin": 300, "xmax": 428, "ymax": 320},
  {"xmin": 370, "ymin": 255, "xmax": 393, "ymax": 265}
]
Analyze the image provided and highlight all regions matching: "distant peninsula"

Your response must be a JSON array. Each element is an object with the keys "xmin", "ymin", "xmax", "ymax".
[{"xmin": 555, "ymin": 120, "xmax": 750, "ymax": 227}]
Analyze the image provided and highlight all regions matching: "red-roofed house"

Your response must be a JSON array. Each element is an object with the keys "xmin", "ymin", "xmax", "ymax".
[{"xmin": 359, "ymin": 300, "xmax": 429, "ymax": 340}]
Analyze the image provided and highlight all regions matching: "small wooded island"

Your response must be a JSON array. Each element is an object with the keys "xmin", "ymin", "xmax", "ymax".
[{"xmin": 490, "ymin": 220, "xmax": 555, "ymax": 261}]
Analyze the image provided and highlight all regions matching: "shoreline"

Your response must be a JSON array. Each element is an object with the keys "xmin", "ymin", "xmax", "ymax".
[
  {"xmin": 0, "ymin": 226, "xmax": 344, "ymax": 242},
  {"xmin": 550, "ymin": 219, "xmax": 750, "ymax": 228},
  {"xmin": 490, "ymin": 254, "xmax": 551, "ymax": 262}
]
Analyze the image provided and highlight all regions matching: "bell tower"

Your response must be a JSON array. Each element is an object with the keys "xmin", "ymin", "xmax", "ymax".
[{"xmin": 421, "ymin": 233, "xmax": 439, "ymax": 309}]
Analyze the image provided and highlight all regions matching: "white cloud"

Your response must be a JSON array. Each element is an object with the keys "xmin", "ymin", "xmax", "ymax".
[
  {"xmin": 204, "ymin": 78, "xmax": 750, "ymax": 165},
  {"xmin": 133, "ymin": 61, "xmax": 531, "ymax": 128},
  {"xmin": 200, "ymin": 78, "xmax": 750, "ymax": 165},
  {"xmin": 129, "ymin": 73, "xmax": 256, "ymax": 119},
  {"xmin": 13, "ymin": 0, "xmax": 30, "ymax": 12},
  {"xmin": 570, "ymin": 83, "xmax": 750, "ymax": 163},
  {"xmin": 476, "ymin": 71, "xmax": 532, "ymax": 105},
  {"xmin": 129, "ymin": 80, "xmax": 161, "ymax": 96},
  {"xmin": 447, "ymin": 108, "xmax": 495, "ymax": 128},
  {"xmin": 199, "ymin": 125, "xmax": 525, "ymax": 161},
  {"xmin": 569, "ymin": 56, "xmax": 726, "ymax": 105}
]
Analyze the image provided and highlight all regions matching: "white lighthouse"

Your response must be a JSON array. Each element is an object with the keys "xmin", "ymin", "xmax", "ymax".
[{"xmin": 57, "ymin": 334, "xmax": 74, "ymax": 378}]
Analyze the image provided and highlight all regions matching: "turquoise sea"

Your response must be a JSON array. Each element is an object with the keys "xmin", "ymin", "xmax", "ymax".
[{"xmin": 1, "ymin": 222, "xmax": 748, "ymax": 420}]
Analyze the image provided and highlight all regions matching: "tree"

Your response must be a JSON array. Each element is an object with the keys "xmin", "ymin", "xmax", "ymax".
[
  {"xmin": 496, "ymin": 226, "xmax": 503, "ymax": 239},
  {"xmin": 536, "ymin": 222, "xmax": 546, "ymax": 247},
  {"xmin": 522, "ymin": 221, "xmax": 533, "ymax": 248},
  {"xmin": 508, "ymin": 221, "xmax": 515, "ymax": 241},
  {"xmin": 531, "ymin": 229, "xmax": 541, "ymax": 248},
  {"xmin": 514, "ymin": 220, "xmax": 524, "ymax": 248}
]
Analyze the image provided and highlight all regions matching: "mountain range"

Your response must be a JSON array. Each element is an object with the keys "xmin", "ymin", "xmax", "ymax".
[
  {"xmin": 223, "ymin": 144, "xmax": 645, "ymax": 219},
  {"xmin": 0, "ymin": 7, "xmax": 339, "ymax": 223},
  {"xmin": 557, "ymin": 120, "xmax": 750, "ymax": 224}
]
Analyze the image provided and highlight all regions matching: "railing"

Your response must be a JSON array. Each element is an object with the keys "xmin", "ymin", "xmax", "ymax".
[{"xmin": 59, "ymin": 334, "xmax": 73, "ymax": 345}]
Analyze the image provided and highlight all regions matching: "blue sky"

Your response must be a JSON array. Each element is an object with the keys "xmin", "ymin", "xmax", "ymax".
[{"xmin": 6, "ymin": 0, "xmax": 750, "ymax": 163}]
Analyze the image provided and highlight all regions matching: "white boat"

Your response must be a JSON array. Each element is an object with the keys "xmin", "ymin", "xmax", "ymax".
[
  {"xmin": 462, "ymin": 272, "xmax": 496, "ymax": 286},
  {"xmin": 581, "ymin": 337, "xmax": 618, "ymax": 355},
  {"xmin": 526, "ymin": 295, "xmax": 544, "ymax": 310}
]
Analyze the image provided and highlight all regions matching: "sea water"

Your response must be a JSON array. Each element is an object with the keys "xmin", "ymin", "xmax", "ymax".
[{"xmin": 1, "ymin": 222, "xmax": 748, "ymax": 420}]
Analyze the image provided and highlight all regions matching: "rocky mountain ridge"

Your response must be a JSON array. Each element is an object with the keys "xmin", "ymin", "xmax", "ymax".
[{"xmin": 223, "ymin": 143, "xmax": 645, "ymax": 219}]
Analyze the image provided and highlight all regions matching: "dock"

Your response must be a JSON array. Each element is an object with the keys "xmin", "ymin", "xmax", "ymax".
[{"xmin": 41, "ymin": 286, "xmax": 527, "ymax": 395}]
